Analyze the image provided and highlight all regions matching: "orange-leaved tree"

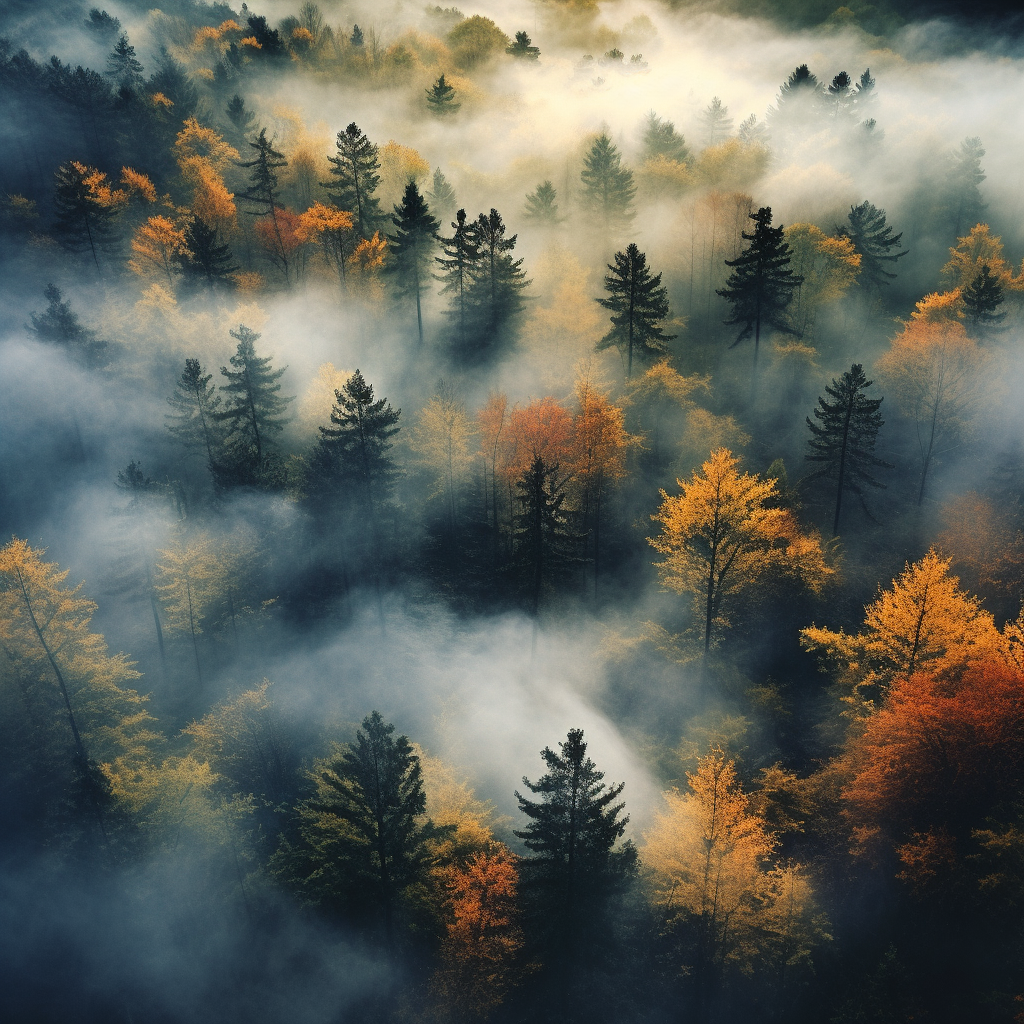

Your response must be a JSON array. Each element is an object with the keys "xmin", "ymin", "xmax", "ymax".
[
  {"xmin": 940, "ymin": 222, "xmax": 1023, "ymax": 292},
  {"xmin": 478, "ymin": 391, "xmax": 510, "ymax": 550},
  {"xmin": 128, "ymin": 214, "xmax": 187, "ymax": 284},
  {"xmin": 295, "ymin": 202, "xmax": 355, "ymax": 286}
]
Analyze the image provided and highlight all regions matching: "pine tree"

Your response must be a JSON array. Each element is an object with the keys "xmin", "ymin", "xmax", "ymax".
[
  {"xmin": 854, "ymin": 67, "xmax": 876, "ymax": 113},
  {"xmin": 167, "ymin": 357, "xmax": 222, "ymax": 473},
  {"xmin": 245, "ymin": 14, "xmax": 286, "ymax": 58},
  {"xmin": 105, "ymin": 32, "xmax": 143, "ymax": 90},
  {"xmin": 827, "ymin": 71, "xmax": 854, "ymax": 121},
  {"xmin": 962, "ymin": 263, "xmax": 1005, "ymax": 329},
  {"xmin": 523, "ymin": 180, "xmax": 560, "ymax": 223},
  {"xmin": 596, "ymin": 243, "xmax": 675, "ymax": 380},
  {"xmin": 514, "ymin": 728, "xmax": 636, "ymax": 981},
  {"xmin": 85, "ymin": 9, "xmax": 121, "ymax": 37},
  {"xmin": 215, "ymin": 325, "xmax": 292, "ymax": 487},
  {"xmin": 805, "ymin": 364, "xmax": 892, "ymax": 536},
  {"xmin": 841, "ymin": 200, "xmax": 908, "ymax": 293},
  {"xmin": 435, "ymin": 209, "xmax": 481, "ymax": 356},
  {"xmin": 699, "ymin": 96, "xmax": 734, "ymax": 147},
  {"xmin": 426, "ymin": 73, "xmax": 460, "ymax": 116},
  {"xmin": 237, "ymin": 128, "xmax": 290, "ymax": 280},
  {"xmin": 768, "ymin": 64, "xmax": 821, "ymax": 142},
  {"xmin": 737, "ymin": 113, "xmax": 768, "ymax": 145},
  {"xmin": 386, "ymin": 182, "xmax": 440, "ymax": 345},
  {"xmin": 717, "ymin": 207, "xmax": 802, "ymax": 372},
  {"xmin": 225, "ymin": 94, "xmax": 255, "ymax": 134},
  {"xmin": 641, "ymin": 111, "xmax": 689, "ymax": 162},
  {"xmin": 943, "ymin": 136, "xmax": 987, "ymax": 239},
  {"xmin": 324, "ymin": 122, "xmax": 383, "ymax": 239},
  {"xmin": 580, "ymin": 133, "xmax": 636, "ymax": 231},
  {"xmin": 29, "ymin": 284, "xmax": 106, "ymax": 364},
  {"xmin": 426, "ymin": 167, "xmax": 457, "ymax": 222},
  {"xmin": 506, "ymin": 31, "xmax": 540, "ymax": 60},
  {"xmin": 175, "ymin": 216, "xmax": 237, "ymax": 291},
  {"xmin": 52, "ymin": 161, "xmax": 118, "ymax": 271}
]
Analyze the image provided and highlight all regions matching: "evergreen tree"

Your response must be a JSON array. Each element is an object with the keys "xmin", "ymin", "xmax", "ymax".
[
  {"xmin": 580, "ymin": 133, "xmax": 636, "ymax": 231},
  {"xmin": 962, "ymin": 263, "xmax": 1005, "ymax": 329},
  {"xmin": 426, "ymin": 73, "xmax": 460, "ymax": 116},
  {"xmin": 827, "ymin": 71, "xmax": 854, "ymax": 121},
  {"xmin": 324, "ymin": 122, "xmax": 383, "ymax": 239},
  {"xmin": 237, "ymin": 129, "xmax": 290, "ymax": 280},
  {"xmin": 596, "ymin": 243, "xmax": 675, "ymax": 380},
  {"xmin": 147, "ymin": 51, "xmax": 199, "ymax": 119},
  {"xmin": 350, "ymin": 24, "xmax": 364, "ymax": 47},
  {"xmin": 840, "ymin": 200, "xmax": 909, "ymax": 293},
  {"xmin": 854, "ymin": 67, "xmax": 876, "ymax": 111},
  {"xmin": 524, "ymin": 180, "xmax": 560, "ymax": 223},
  {"xmin": 506, "ymin": 31, "xmax": 540, "ymax": 60},
  {"xmin": 245, "ymin": 14, "xmax": 286, "ymax": 58},
  {"xmin": 215, "ymin": 325, "xmax": 292, "ymax": 487},
  {"xmin": 85, "ymin": 9, "xmax": 121, "ymax": 37},
  {"xmin": 515, "ymin": 728, "xmax": 636, "ymax": 984},
  {"xmin": 387, "ymin": 181, "xmax": 440, "ymax": 346},
  {"xmin": 943, "ymin": 136, "xmax": 987, "ymax": 239},
  {"xmin": 768, "ymin": 64, "xmax": 821, "ymax": 141},
  {"xmin": 805, "ymin": 363, "xmax": 892, "ymax": 536},
  {"xmin": 699, "ymin": 96, "xmax": 734, "ymax": 147},
  {"xmin": 29, "ymin": 284, "xmax": 106, "ymax": 364},
  {"xmin": 640, "ymin": 111, "xmax": 689, "ymax": 162},
  {"xmin": 52, "ymin": 161, "xmax": 118, "ymax": 271},
  {"xmin": 167, "ymin": 357, "xmax": 222, "ymax": 473},
  {"xmin": 105, "ymin": 32, "xmax": 143, "ymax": 90},
  {"xmin": 737, "ymin": 113, "xmax": 768, "ymax": 145},
  {"xmin": 513, "ymin": 455, "xmax": 577, "ymax": 615},
  {"xmin": 426, "ymin": 167, "xmax": 457, "ymax": 222},
  {"xmin": 434, "ymin": 209, "xmax": 480, "ymax": 356},
  {"xmin": 175, "ymin": 216, "xmax": 238, "ymax": 292},
  {"xmin": 717, "ymin": 207, "xmax": 802, "ymax": 372},
  {"xmin": 225, "ymin": 94, "xmax": 255, "ymax": 134}
]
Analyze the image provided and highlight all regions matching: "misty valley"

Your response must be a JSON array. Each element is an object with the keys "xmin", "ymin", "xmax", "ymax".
[{"xmin": 2, "ymin": 0, "xmax": 1024, "ymax": 1021}]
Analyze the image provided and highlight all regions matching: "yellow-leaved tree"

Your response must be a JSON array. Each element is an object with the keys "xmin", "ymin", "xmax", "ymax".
[
  {"xmin": 941, "ymin": 222, "xmax": 1023, "ymax": 292},
  {"xmin": 128, "ymin": 214, "xmax": 187, "ymax": 284},
  {"xmin": 295, "ymin": 202, "xmax": 355, "ymax": 286},
  {"xmin": 785, "ymin": 223, "xmax": 861, "ymax": 341}
]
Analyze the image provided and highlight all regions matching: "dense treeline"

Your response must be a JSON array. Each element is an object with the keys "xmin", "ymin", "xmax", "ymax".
[{"xmin": 2, "ymin": 2, "xmax": 1024, "ymax": 1023}]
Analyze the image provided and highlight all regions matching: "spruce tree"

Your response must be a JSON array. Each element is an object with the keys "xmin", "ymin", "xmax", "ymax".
[
  {"xmin": 175, "ymin": 216, "xmax": 238, "ymax": 292},
  {"xmin": 29, "ymin": 284, "xmax": 106, "ymax": 364},
  {"xmin": 105, "ymin": 32, "xmax": 143, "ymax": 90},
  {"xmin": 434, "ymin": 209, "xmax": 480, "ymax": 356},
  {"xmin": 580, "ymin": 133, "xmax": 636, "ymax": 231},
  {"xmin": 350, "ymin": 25, "xmax": 364, "ymax": 47},
  {"xmin": 215, "ymin": 324, "xmax": 292, "ymax": 487},
  {"xmin": 86, "ymin": 9, "xmax": 121, "ymax": 37},
  {"xmin": 167, "ymin": 357, "xmax": 222, "ymax": 473},
  {"xmin": 841, "ymin": 201, "xmax": 908, "ymax": 293},
  {"xmin": 506, "ymin": 31, "xmax": 540, "ymax": 60},
  {"xmin": 324, "ymin": 122, "xmax": 383, "ymax": 239},
  {"xmin": 943, "ymin": 136, "xmax": 987, "ymax": 239},
  {"xmin": 52, "ymin": 161, "xmax": 118, "ymax": 271},
  {"xmin": 641, "ymin": 111, "xmax": 689, "ymax": 162},
  {"xmin": 699, "ymin": 96, "xmax": 734, "ymax": 147},
  {"xmin": 387, "ymin": 181, "xmax": 440, "ymax": 346},
  {"xmin": 225, "ymin": 94, "xmax": 255, "ymax": 134},
  {"xmin": 596, "ymin": 243, "xmax": 675, "ymax": 380},
  {"xmin": 854, "ymin": 67, "xmax": 876, "ymax": 112},
  {"xmin": 805, "ymin": 363, "xmax": 892, "ymax": 536},
  {"xmin": 768, "ymin": 64, "xmax": 821, "ymax": 141},
  {"xmin": 717, "ymin": 207, "xmax": 802, "ymax": 371},
  {"xmin": 237, "ymin": 129, "xmax": 290, "ymax": 280},
  {"xmin": 524, "ymin": 180, "xmax": 560, "ymax": 223},
  {"xmin": 515, "ymin": 728, "xmax": 636, "ymax": 982},
  {"xmin": 426, "ymin": 167, "xmax": 457, "ymax": 222},
  {"xmin": 962, "ymin": 263, "xmax": 1005, "ymax": 329},
  {"xmin": 425, "ymin": 73, "xmax": 460, "ymax": 116}
]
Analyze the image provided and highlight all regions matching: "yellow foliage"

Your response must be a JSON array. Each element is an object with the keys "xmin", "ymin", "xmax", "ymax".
[
  {"xmin": 150, "ymin": 91, "xmax": 174, "ymax": 108},
  {"xmin": 941, "ymin": 222, "xmax": 1024, "ymax": 292},
  {"xmin": 297, "ymin": 362, "xmax": 351, "ymax": 437},
  {"xmin": 447, "ymin": 15, "xmax": 510, "ymax": 68},
  {"xmin": 175, "ymin": 117, "xmax": 239, "ymax": 172},
  {"xmin": 241, "ymin": 36, "xmax": 262, "ymax": 49},
  {"xmin": 786, "ymin": 223, "xmax": 860, "ymax": 338},
  {"xmin": 128, "ymin": 215, "xmax": 187, "ymax": 283},
  {"xmin": 179, "ymin": 156, "xmax": 237, "ymax": 232},
  {"xmin": 419, "ymin": 748, "xmax": 498, "ymax": 862},
  {"xmin": 636, "ymin": 155, "xmax": 694, "ymax": 200},
  {"xmin": 910, "ymin": 289, "xmax": 964, "ymax": 323},
  {"xmin": 120, "ymin": 166, "xmax": 158, "ymax": 204},
  {"xmin": 409, "ymin": 383, "xmax": 478, "ymax": 506},
  {"xmin": 695, "ymin": 138, "xmax": 771, "ymax": 192},
  {"xmin": 378, "ymin": 141, "xmax": 431, "ymax": 208}
]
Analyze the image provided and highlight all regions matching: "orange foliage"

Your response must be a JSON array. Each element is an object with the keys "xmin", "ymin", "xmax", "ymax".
[
  {"xmin": 129, "ymin": 215, "xmax": 187, "ymax": 283},
  {"xmin": 909, "ymin": 289, "xmax": 964, "ymax": 324},
  {"xmin": 119, "ymin": 167, "xmax": 157, "ymax": 204},
  {"xmin": 296, "ymin": 203, "xmax": 355, "ymax": 283},
  {"xmin": 255, "ymin": 208, "xmax": 303, "ymax": 257},
  {"xmin": 71, "ymin": 161, "xmax": 128, "ymax": 210},
  {"xmin": 568, "ymin": 371, "xmax": 635, "ymax": 486},
  {"xmin": 941, "ymin": 222, "xmax": 1024, "ymax": 292},
  {"xmin": 505, "ymin": 397, "xmax": 573, "ymax": 482},
  {"xmin": 174, "ymin": 118, "xmax": 239, "ymax": 172}
]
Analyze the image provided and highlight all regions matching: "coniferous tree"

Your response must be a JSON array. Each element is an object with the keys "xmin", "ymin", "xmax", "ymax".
[
  {"xmin": 387, "ymin": 181, "xmax": 440, "ymax": 345},
  {"xmin": 523, "ymin": 180, "xmax": 560, "ymax": 223},
  {"xmin": 699, "ymin": 96, "xmax": 734, "ymax": 147},
  {"xmin": 324, "ymin": 122, "xmax": 383, "ymax": 239},
  {"xmin": 435, "ymin": 209, "xmax": 480, "ymax": 356},
  {"xmin": 350, "ymin": 24, "xmax": 364, "ymax": 47},
  {"xmin": 86, "ymin": 9, "xmax": 121, "ymax": 37},
  {"xmin": 962, "ymin": 264, "xmax": 1005, "ymax": 329},
  {"xmin": 597, "ymin": 243, "xmax": 675, "ymax": 380},
  {"xmin": 237, "ymin": 129, "xmax": 290, "ymax": 280},
  {"xmin": 175, "ymin": 216, "xmax": 238, "ymax": 292},
  {"xmin": 840, "ymin": 200, "xmax": 909, "ymax": 293},
  {"xmin": 717, "ymin": 207, "xmax": 802, "ymax": 372},
  {"xmin": 515, "ymin": 728, "xmax": 636, "ymax": 986},
  {"xmin": 805, "ymin": 363, "xmax": 892, "ymax": 536},
  {"xmin": 641, "ymin": 111, "xmax": 689, "ymax": 162},
  {"xmin": 737, "ymin": 113, "xmax": 768, "ymax": 145},
  {"xmin": 426, "ymin": 73, "xmax": 460, "ymax": 116},
  {"xmin": 52, "ymin": 161, "xmax": 118, "ymax": 271},
  {"xmin": 245, "ymin": 14, "xmax": 286, "ymax": 58},
  {"xmin": 580, "ymin": 133, "xmax": 636, "ymax": 231},
  {"xmin": 827, "ymin": 71, "xmax": 854, "ymax": 121},
  {"xmin": 943, "ymin": 136, "xmax": 987, "ymax": 239},
  {"xmin": 105, "ymin": 33, "xmax": 143, "ymax": 90},
  {"xmin": 768, "ymin": 64, "xmax": 821, "ymax": 142},
  {"xmin": 506, "ymin": 31, "xmax": 540, "ymax": 60},
  {"xmin": 225, "ymin": 94, "xmax": 255, "ymax": 134},
  {"xmin": 167, "ymin": 358, "xmax": 222, "ymax": 473},
  {"xmin": 854, "ymin": 67, "xmax": 876, "ymax": 112},
  {"xmin": 426, "ymin": 167, "xmax": 457, "ymax": 222},
  {"xmin": 29, "ymin": 284, "xmax": 105, "ymax": 364},
  {"xmin": 215, "ymin": 325, "xmax": 292, "ymax": 487}
]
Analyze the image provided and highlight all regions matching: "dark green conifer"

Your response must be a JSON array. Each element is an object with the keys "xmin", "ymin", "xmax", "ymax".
[
  {"xmin": 323, "ymin": 122, "xmax": 383, "ymax": 239},
  {"xmin": 387, "ymin": 181, "xmax": 440, "ymax": 345},
  {"xmin": 52, "ymin": 161, "xmax": 118, "ymax": 271},
  {"xmin": 506, "ymin": 31, "xmax": 540, "ymax": 60},
  {"xmin": 225, "ymin": 94, "xmax": 255, "ymax": 134},
  {"xmin": 840, "ymin": 201, "xmax": 908, "ymax": 293},
  {"xmin": 426, "ymin": 73, "xmax": 460, "ymax": 116},
  {"xmin": 105, "ymin": 33, "xmax": 143, "ymax": 90},
  {"xmin": 29, "ymin": 284, "xmax": 107, "ymax": 364},
  {"xmin": 524, "ymin": 180, "xmax": 560, "ymax": 223},
  {"xmin": 175, "ymin": 216, "xmax": 238, "ymax": 292},
  {"xmin": 580, "ymin": 133, "xmax": 636, "ymax": 231},
  {"xmin": 434, "ymin": 209, "xmax": 480, "ymax": 355},
  {"xmin": 237, "ymin": 128, "xmax": 290, "ymax": 280},
  {"xmin": 640, "ymin": 111, "xmax": 689, "ymax": 162},
  {"xmin": 167, "ymin": 357, "xmax": 222, "ymax": 472},
  {"xmin": 962, "ymin": 263, "xmax": 1005, "ymax": 329}
]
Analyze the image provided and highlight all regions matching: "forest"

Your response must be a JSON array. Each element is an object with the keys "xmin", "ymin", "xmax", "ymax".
[{"xmin": 1, "ymin": 0, "xmax": 1023, "ymax": 1021}]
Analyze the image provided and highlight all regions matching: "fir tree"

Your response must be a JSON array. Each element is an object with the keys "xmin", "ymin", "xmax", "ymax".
[
  {"xmin": 580, "ymin": 133, "xmax": 636, "ymax": 231},
  {"xmin": 597, "ymin": 243, "xmax": 675, "ymax": 380},
  {"xmin": 324, "ymin": 122, "xmax": 383, "ymax": 239},
  {"xmin": 854, "ymin": 67, "xmax": 876, "ymax": 110},
  {"xmin": 245, "ymin": 14, "xmax": 286, "ymax": 58},
  {"xmin": 29, "ymin": 284, "xmax": 106, "ymax": 364},
  {"xmin": 699, "ymin": 96, "xmax": 734, "ymax": 147},
  {"xmin": 350, "ymin": 25, "xmax": 364, "ymax": 47},
  {"xmin": 426, "ymin": 73, "xmax": 460, "ymax": 116},
  {"xmin": 237, "ymin": 129, "xmax": 290, "ymax": 280},
  {"xmin": 515, "ymin": 728, "xmax": 636, "ymax": 982},
  {"xmin": 523, "ymin": 180, "xmax": 560, "ymax": 223},
  {"xmin": 434, "ymin": 209, "xmax": 480, "ymax": 356},
  {"xmin": 506, "ymin": 31, "xmax": 540, "ymax": 60},
  {"xmin": 167, "ymin": 358, "xmax": 222, "ymax": 473},
  {"xmin": 717, "ymin": 207, "xmax": 802, "ymax": 372},
  {"xmin": 175, "ymin": 216, "xmax": 238, "ymax": 292},
  {"xmin": 805, "ymin": 363, "xmax": 892, "ymax": 535},
  {"xmin": 387, "ymin": 181, "xmax": 440, "ymax": 346},
  {"xmin": 225, "ymin": 94, "xmax": 255, "ymax": 134},
  {"xmin": 768, "ymin": 64, "xmax": 821, "ymax": 141},
  {"xmin": 840, "ymin": 200, "xmax": 908, "ymax": 293},
  {"xmin": 85, "ymin": 9, "xmax": 121, "ymax": 37},
  {"xmin": 943, "ymin": 136, "xmax": 987, "ymax": 239},
  {"xmin": 105, "ymin": 33, "xmax": 143, "ymax": 90},
  {"xmin": 827, "ymin": 71, "xmax": 854, "ymax": 121},
  {"xmin": 426, "ymin": 167, "xmax": 457, "ymax": 222},
  {"xmin": 640, "ymin": 111, "xmax": 689, "ymax": 162},
  {"xmin": 215, "ymin": 325, "xmax": 292, "ymax": 487},
  {"xmin": 962, "ymin": 263, "xmax": 1005, "ymax": 329},
  {"xmin": 52, "ymin": 161, "xmax": 118, "ymax": 271}
]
